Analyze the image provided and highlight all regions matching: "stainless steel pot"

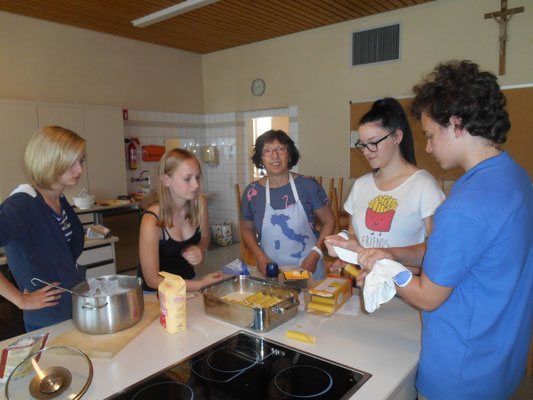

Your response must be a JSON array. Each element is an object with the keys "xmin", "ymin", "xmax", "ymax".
[{"xmin": 71, "ymin": 275, "xmax": 144, "ymax": 335}]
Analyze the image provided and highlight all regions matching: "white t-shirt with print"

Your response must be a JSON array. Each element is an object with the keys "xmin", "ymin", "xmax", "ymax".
[{"xmin": 344, "ymin": 169, "xmax": 445, "ymax": 248}]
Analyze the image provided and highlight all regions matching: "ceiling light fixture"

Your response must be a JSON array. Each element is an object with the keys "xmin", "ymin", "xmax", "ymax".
[{"xmin": 132, "ymin": 0, "xmax": 220, "ymax": 27}]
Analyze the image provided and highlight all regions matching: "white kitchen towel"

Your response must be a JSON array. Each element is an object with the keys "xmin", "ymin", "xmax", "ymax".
[{"xmin": 363, "ymin": 259, "xmax": 412, "ymax": 313}]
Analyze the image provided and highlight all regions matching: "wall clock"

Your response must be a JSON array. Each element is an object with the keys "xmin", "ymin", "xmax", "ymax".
[{"xmin": 251, "ymin": 78, "xmax": 266, "ymax": 96}]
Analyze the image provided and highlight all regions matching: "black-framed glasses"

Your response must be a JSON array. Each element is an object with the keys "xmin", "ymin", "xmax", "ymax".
[
  {"xmin": 262, "ymin": 146, "xmax": 288, "ymax": 156},
  {"xmin": 354, "ymin": 131, "xmax": 396, "ymax": 153}
]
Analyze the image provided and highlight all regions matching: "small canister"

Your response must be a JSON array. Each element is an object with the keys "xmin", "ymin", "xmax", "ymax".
[{"xmin": 266, "ymin": 262, "xmax": 279, "ymax": 281}]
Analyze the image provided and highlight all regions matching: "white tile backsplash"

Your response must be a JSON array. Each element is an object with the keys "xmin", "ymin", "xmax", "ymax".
[{"xmin": 124, "ymin": 107, "xmax": 297, "ymax": 230}]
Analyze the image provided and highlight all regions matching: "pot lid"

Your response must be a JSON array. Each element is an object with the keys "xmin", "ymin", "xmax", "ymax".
[{"xmin": 5, "ymin": 346, "xmax": 93, "ymax": 400}]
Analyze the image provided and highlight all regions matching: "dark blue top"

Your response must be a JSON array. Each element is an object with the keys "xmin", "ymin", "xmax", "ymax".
[{"xmin": 0, "ymin": 186, "xmax": 85, "ymax": 329}]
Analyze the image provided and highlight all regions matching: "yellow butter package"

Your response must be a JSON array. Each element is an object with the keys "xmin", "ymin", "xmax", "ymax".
[{"xmin": 158, "ymin": 272, "xmax": 187, "ymax": 333}]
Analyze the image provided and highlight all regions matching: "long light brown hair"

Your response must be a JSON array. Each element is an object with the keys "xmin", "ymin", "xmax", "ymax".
[{"xmin": 157, "ymin": 148, "xmax": 204, "ymax": 229}]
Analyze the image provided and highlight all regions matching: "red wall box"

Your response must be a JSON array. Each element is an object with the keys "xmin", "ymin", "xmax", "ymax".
[{"xmin": 142, "ymin": 145, "xmax": 165, "ymax": 161}]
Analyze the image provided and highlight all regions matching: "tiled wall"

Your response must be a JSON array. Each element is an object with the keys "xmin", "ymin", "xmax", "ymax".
[{"xmin": 123, "ymin": 107, "xmax": 298, "ymax": 242}]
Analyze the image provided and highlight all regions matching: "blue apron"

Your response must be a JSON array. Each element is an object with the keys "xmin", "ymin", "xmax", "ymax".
[{"xmin": 260, "ymin": 174, "xmax": 325, "ymax": 280}]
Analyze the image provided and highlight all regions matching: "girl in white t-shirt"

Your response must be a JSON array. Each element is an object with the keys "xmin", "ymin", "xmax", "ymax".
[{"xmin": 339, "ymin": 98, "xmax": 444, "ymax": 274}]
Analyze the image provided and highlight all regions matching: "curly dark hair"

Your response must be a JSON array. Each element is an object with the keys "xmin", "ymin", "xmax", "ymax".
[
  {"xmin": 251, "ymin": 130, "xmax": 300, "ymax": 169},
  {"xmin": 360, "ymin": 97, "xmax": 416, "ymax": 166},
  {"xmin": 411, "ymin": 60, "xmax": 510, "ymax": 145}
]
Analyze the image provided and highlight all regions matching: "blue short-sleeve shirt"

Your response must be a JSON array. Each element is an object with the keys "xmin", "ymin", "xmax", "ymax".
[{"xmin": 416, "ymin": 152, "xmax": 533, "ymax": 400}]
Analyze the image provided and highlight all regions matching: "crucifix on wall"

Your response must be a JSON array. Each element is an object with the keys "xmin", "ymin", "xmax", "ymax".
[{"xmin": 484, "ymin": 0, "xmax": 524, "ymax": 75}]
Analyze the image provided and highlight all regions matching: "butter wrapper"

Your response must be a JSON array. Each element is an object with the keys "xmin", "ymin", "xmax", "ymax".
[{"xmin": 283, "ymin": 270, "xmax": 310, "ymax": 280}]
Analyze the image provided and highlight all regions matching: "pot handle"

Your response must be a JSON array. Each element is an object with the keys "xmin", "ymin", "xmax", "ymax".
[
  {"xmin": 82, "ymin": 302, "xmax": 108, "ymax": 310},
  {"xmin": 31, "ymin": 278, "xmax": 78, "ymax": 296}
]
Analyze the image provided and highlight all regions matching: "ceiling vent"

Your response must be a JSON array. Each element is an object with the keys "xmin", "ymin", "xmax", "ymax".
[{"xmin": 352, "ymin": 23, "xmax": 401, "ymax": 67}]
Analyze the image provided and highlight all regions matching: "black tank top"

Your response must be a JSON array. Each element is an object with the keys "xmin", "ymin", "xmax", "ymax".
[{"xmin": 137, "ymin": 210, "xmax": 201, "ymax": 291}]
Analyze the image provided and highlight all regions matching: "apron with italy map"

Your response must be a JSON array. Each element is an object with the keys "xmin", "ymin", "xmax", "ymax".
[{"xmin": 260, "ymin": 174, "xmax": 325, "ymax": 280}]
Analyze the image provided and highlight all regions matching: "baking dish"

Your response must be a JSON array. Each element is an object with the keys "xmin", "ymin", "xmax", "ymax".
[{"xmin": 199, "ymin": 275, "xmax": 300, "ymax": 332}]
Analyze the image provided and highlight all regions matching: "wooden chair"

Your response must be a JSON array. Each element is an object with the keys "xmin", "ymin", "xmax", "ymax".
[
  {"xmin": 329, "ymin": 187, "xmax": 341, "ymax": 233},
  {"xmin": 327, "ymin": 177, "xmax": 349, "ymax": 232},
  {"xmin": 234, "ymin": 184, "xmax": 256, "ymax": 266},
  {"xmin": 337, "ymin": 177, "xmax": 344, "ymax": 211},
  {"xmin": 307, "ymin": 175, "xmax": 322, "ymax": 185},
  {"xmin": 337, "ymin": 177, "xmax": 350, "ymax": 231},
  {"xmin": 327, "ymin": 178, "xmax": 334, "ymax": 202}
]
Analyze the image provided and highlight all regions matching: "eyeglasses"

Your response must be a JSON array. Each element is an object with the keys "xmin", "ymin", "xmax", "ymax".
[
  {"xmin": 354, "ymin": 131, "xmax": 396, "ymax": 153},
  {"xmin": 262, "ymin": 146, "xmax": 288, "ymax": 156}
]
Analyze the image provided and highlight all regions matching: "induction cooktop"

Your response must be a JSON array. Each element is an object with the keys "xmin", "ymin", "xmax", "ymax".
[{"xmin": 108, "ymin": 331, "xmax": 371, "ymax": 400}]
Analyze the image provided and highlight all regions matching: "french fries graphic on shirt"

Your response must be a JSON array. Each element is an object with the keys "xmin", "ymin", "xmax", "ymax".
[{"xmin": 365, "ymin": 195, "xmax": 398, "ymax": 234}]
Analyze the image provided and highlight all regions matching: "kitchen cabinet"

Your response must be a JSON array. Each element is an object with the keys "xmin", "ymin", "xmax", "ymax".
[
  {"xmin": 83, "ymin": 107, "xmax": 127, "ymax": 200},
  {"xmin": 0, "ymin": 100, "xmax": 127, "ymax": 203},
  {"xmin": 0, "ymin": 100, "xmax": 38, "ymax": 202},
  {"xmin": 75, "ymin": 203, "xmax": 140, "ymax": 273},
  {"xmin": 100, "ymin": 211, "xmax": 140, "ymax": 273},
  {"xmin": 78, "ymin": 238, "xmax": 118, "ymax": 279}
]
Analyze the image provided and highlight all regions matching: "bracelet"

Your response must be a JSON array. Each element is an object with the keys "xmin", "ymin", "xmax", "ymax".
[
  {"xmin": 337, "ymin": 230, "xmax": 349, "ymax": 240},
  {"xmin": 311, "ymin": 245, "xmax": 324, "ymax": 259}
]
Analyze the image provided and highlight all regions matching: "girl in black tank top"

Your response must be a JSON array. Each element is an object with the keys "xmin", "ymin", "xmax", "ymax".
[
  {"xmin": 137, "ymin": 149, "xmax": 223, "ymax": 292},
  {"xmin": 138, "ymin": 211, "xmax": 201, "ymax": 291}
]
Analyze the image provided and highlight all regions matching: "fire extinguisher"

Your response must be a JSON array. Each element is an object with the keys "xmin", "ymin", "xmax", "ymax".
[{"xmin": 126, "ymin": 137, "xmax": 140, "ymax": 170}]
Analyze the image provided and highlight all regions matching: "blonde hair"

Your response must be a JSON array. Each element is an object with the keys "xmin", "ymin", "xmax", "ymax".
[
  {"xmin": 24, "ymin": 126, "xmax": 86, "ymax": 189},
  {"xmin": 157, "ymin": 148, "xmax": 204, "ymax": 229}
]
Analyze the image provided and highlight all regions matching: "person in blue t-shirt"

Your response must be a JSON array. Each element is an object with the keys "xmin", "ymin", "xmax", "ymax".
[
  {"xmin": 326, "ymin": 60, "xmax": 533, "ymax": 400},
  {"xmin": 0, "ymin": 126, "xmax": 86, "ymax": 331}
]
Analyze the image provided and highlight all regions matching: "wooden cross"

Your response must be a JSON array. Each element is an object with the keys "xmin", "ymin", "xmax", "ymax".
[{"xmin": 484, "ymin": 0, "xmax": 524, "ymax": 75}]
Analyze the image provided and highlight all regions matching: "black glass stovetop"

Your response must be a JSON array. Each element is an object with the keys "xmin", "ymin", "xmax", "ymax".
[{"xmin": 108, "ymin": 331, "xmax": 371, "ymax": 400}]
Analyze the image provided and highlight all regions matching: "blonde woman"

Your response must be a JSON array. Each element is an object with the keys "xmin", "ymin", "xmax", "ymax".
[
  {"xmin": 0, "ymin": 126, "xmax": 86, "ymax": 331},
  {"xmin": 138, "ymin": 149, "xmax": 223, "ymax": 291}
]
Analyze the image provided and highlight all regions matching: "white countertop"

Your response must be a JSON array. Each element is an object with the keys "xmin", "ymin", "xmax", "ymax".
[
  {"xmin": 74, "ymin": 202, "xmax": 139, "ymax": 214},
  {"xmin": 0, "ymin": 292, "xmax": 422, "ymax": 400},
  {"xmin": 0, "ymin": 237, "xmax": 119, "ymax": 266},
  {"xmin": 84, "ymin": 236, "xmax": 119, "ymax": 248}
]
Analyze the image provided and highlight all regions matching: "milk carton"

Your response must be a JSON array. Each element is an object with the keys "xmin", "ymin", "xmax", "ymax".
[{"xmin": 158, "ymin": 272, "xmax": 187, "ymax": 333}]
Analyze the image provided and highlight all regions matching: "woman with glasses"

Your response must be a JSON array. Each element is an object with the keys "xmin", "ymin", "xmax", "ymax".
[
  {"xmin": 340, "ymin": 98, "xmax": 444, "ymax": 274},
  {"xmin": 240, "ymin": 130, "xmax": 335, "ymax": 279}
]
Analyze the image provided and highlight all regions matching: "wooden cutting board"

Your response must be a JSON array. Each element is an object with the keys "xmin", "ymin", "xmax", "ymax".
[{"xmin": 49, "ymin": 299, "xmax": 159, "ymax": 359}]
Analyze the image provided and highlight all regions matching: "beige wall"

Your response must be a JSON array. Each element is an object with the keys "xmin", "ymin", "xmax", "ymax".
[
  {"xmin": 202, "ymin": 0, "xmax": 533, "ymax": 187},
  {"xmin": 0, "ymin": 11, "xmax": 204, "ymax": 113},
  {"xmin": 1, "ymin": 1, "xmax": 531, "ymax": 196}
]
